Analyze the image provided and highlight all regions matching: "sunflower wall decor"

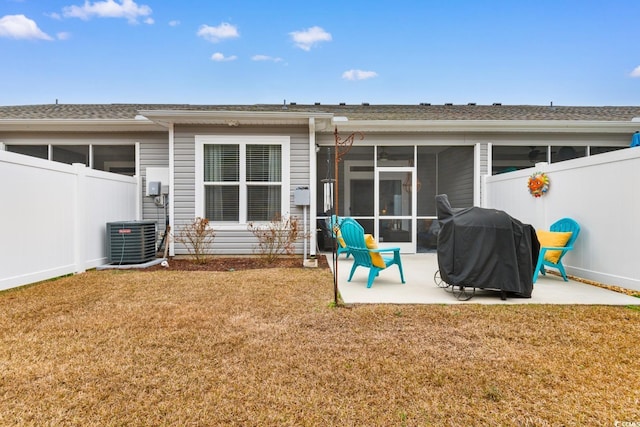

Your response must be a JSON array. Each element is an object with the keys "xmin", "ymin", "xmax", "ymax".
[{"xmin": 527, "ymin": 172, "xmax": 550, "ymax": 198}]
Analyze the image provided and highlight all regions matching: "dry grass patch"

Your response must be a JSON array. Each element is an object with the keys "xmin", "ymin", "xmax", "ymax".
[{"xmin": 1, "ymin": 268, "xmax": 639, "ymax": 426}]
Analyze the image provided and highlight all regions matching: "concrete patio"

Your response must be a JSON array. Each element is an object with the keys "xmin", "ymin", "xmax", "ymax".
[{"xmin": 328, "ymin": 253, "xmax": 640, "ymax": 305}]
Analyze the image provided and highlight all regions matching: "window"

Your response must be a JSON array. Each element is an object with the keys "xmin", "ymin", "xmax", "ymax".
[
  {"xmin": 6, "ymin": 143, "xmax": 136, "ymax": 175},
  {"xmin": 94, "ymin": 145, "xmax": 136, "ymax": 176},
  {"xmin": 196, "ymin": 136, "xmax": 290, "ymax": 224},
  {"xmin": 7, "ymin": 145, "xmax": 48, "ymax": 159},
  {"xmin": 52, "ymin": 145, "xmax": 89, "ymax": 166},
  {"xmin": 492, "ymin": 144, "xmax": 628, "ymax": 174},
  {"xmin": 550, "ymin": 146, "xmax": 586, "ymax": 163},
  {"xmin": 590, "ymin": 146, "xmax": 626, "ymax": 155}
]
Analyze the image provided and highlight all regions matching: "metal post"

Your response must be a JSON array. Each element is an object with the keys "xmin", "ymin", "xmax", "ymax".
[{"xmin": 332, "ymin": 127, "xmax": 364, "ymax": 305}]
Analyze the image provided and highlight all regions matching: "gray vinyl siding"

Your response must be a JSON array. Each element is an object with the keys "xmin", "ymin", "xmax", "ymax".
[
  {"xmin": 172, "ymin": 125, "xmax": 310, "ymax": 255},
  {"xmin": 172, "ymin": 126, "xmax": 198, "ymax": 255},
  {"xmin": 137, "ymin": 134, "xmax": 170, "ymax": 255},
  {"xmin": 478, "ymin": 143, "xmax": 488, "ymax": 176},
  {"xmin": 477, "ymin": 143, "xmax": 488, "ymax": 206},
  {"xmin": 173, "ymin": 131, "xmax": 195, "ymax": 222},
  {"xmin": 437, "ymin": 146, "xmax": 474, "ymax": 209},
  {"xmin": 139, "ymin": 134, "xmax": 170, "ymax": 238}
]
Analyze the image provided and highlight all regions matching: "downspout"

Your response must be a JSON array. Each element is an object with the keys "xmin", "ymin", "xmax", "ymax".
[
  {"xmin": 168, "ymin": 124, "xmax": 175, "ymax": 257},
  {"xmin": 483, "ymin": 142, "xmax": 493, "ymax": 208},
  {"xmin": 135, "ymin": 141, "xmax": 141, "ymax": 220},
  {"xmin": 308, "ymin": 117, "xmax": 317, "ymax": 257}
]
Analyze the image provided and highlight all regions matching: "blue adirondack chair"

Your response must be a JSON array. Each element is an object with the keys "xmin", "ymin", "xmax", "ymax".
[
  {"xmin": 330, "ymin": 215, "xmax": 351, "ymax": 258},
  {"xmin": 338, "ymin": 218, "xmax": 405, "ymax": 288},
  {"xmin": 533, "ymin": 218, "xmax": 581, "ymax": 283}
]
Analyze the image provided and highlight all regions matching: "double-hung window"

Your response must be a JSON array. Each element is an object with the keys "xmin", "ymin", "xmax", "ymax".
[{"xmin": 196, "ymin": 135, "xmax": 290, "ymax": 224}]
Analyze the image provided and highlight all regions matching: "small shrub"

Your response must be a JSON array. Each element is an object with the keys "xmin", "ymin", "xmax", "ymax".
[
  {"xmin": 247, "ymin": 215, "xmax": 303, "ymax": 263},
  {"xmin": 175, "ymin": 217, "xmax": 215, "ymax": 264}
]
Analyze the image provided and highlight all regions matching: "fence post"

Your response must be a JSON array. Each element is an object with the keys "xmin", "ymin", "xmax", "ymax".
[
  {"xmin": 480, "ymin": 174, "xmax": 488, "ymax": 208},
  {"xmin": 533, "ymin": 162, "xmax": 549, "ymax": 228},
  {"xmin": 73, "ymin": 163, "xmax": 87, "ymax": 274},
  {"xmin": 136, "ymin": 174, "xmax": 143, "ymax": 220}
]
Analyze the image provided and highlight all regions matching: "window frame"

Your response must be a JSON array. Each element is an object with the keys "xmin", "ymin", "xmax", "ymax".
[
  {"xmin": 195, "ymin": 135, "xmax": 291, "ymax": 226},
  {"xmin": 5, "ymin": 142, "xmax": 136, "ymax": 175}
]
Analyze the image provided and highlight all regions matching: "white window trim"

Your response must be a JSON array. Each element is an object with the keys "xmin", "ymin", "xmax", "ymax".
[{"xmin": 195, "ymin": 135, "xmax": 291, "ymax": 227}]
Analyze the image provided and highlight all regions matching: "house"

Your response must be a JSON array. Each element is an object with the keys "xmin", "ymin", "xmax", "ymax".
[{"xmin": 2, "ymin": 103, "xmax": 639, "ymax": 258}]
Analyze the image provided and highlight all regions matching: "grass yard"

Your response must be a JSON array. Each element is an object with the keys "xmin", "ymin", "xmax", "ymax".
[{"xmin": 1, "ymin": 267, "xmax": 639, "ymax": 426}]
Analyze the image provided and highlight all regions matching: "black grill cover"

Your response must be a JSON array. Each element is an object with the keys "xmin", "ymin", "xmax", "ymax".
[{"xmin": 436, "ymin": 195, "xmax": 539, "ymax": 298}]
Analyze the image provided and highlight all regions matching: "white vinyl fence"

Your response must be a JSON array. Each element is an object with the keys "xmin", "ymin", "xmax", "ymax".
[
  {"xmin": 484, "ymin": 147, "xmax": 640, "ymax": 292},
  {"xmin": 0, "ymin": 151, "xmax": 140, "ymax": 291}
]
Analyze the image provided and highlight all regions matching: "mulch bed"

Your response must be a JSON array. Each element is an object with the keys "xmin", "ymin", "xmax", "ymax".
[{"xmin": 147, "ymin": 255, "xmax": 330, "ymax": 271}]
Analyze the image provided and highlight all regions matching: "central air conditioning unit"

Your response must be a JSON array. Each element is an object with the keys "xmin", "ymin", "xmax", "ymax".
[{"xmin": 106, "ymin": 221, "xmax": 157, "ymax": 264}]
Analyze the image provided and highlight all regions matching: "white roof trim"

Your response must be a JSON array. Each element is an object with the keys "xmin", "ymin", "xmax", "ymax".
[
  {"xmin": 331, "ymin": 119, "xmax": 640, "ymax": 134},
  {"xmin": 0, "ymin": 119, "xmax": 166, "ymax": 132},
  {"xmin": 139, "ymin": 109, "xmax": 335, "ymax": 127}
]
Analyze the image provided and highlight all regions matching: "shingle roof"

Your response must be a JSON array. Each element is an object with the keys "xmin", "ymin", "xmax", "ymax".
[{"xmin": 2, "ymin": 103, "xmax": 640, "ymax": 122}]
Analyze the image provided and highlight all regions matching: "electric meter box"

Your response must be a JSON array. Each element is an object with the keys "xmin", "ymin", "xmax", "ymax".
[
  {"xmin": 148, "ymin": 181, "xmax": 161, "ymax": 196},
  {"xmin": 294, "ymin": 187, "xmax": 310, "ymax": 206}
]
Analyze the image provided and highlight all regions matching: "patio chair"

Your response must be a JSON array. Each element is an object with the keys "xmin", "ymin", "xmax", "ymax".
[
  {"xmin": 330, "ymin": 215, "xmax": 351, "ymax": 258},
  {"xmin": 338, "ymin": 217, "xmax": 405, "ymax": 288},
  {"xmin": 533, "ymin": 218, "xmax": 580, "ymax": 283}
]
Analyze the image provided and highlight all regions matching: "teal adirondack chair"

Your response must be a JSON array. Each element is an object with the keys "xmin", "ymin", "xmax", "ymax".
[
  {"xmin": 533, "ymin": 218, "xmax": 581, "ymax": 283},
  {"xmin": 338, "ymin": 218, "xmax": 405, "ymax": 288}
]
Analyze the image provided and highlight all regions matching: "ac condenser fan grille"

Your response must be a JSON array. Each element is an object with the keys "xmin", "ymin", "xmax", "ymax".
[{"xmin": 106, "ymin": 221, "xmax": 156, "ymax": 264}]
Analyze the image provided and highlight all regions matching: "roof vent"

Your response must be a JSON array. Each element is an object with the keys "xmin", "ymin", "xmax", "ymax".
[
  {"xmin": 444, "ymin": 103, "xmax": 453, "ymax": 106},
  {"xmin": 419, "ymin": 102, "xmax": 431, "ymax": 106},
  {"xmin": 362, "ymin": 102, "xmax": 370, "ymax": 106},
  {"xmin": 492, "ymin": 103, "xmax": 502, "ymax": 106},
  {"xmin": 290, "ymin": 102, "xmax": 297, "ymax": 105},
  {"xmin": 468, "ymin": 102, "xmax": 476, "ymax": 106},
  {"xmin": 314, "ymin": 102, "xmax": 321, "ymax": 105},
  {"xmin": 339, "ymin": 102, "xmax": 346, "ymax": 106}
]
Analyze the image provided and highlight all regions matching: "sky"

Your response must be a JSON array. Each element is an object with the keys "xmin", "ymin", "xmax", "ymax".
[{"xmin": 1, "ymin": 0, "xmax": 640, "ymax": 107}]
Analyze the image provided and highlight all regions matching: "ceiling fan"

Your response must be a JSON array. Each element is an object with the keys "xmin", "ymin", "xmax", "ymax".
[
  {"xmin": 377, "ymin": 148, "xmax": 411, "ymax": 162},
  {"xmin": 528, "ymin": 147, "xmax": 542, "ymax": 163}
]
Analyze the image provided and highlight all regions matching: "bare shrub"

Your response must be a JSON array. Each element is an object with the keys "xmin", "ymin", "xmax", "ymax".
[
  {"xmin": 175, "ymin": 217, "xmax": 215, "ymax": 264},
  {"xmin": 247, "ymin": 215, "xmax": 302, "ymax": 263}
]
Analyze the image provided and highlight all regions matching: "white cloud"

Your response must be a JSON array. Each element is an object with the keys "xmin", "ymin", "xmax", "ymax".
[
  {"xmin": 211, "ymin": 52, "xmax": 237, "ymax": 62},
  {"xmin": 0, "ymin": 14, "xmax": 53, "ymax": 40},
  {"xmin": 252, "ymin": 54, "xmax": 282, "ymax": 62},
  {"xmin": 342, "ymin": 69, "xmax": 378, "ymax": 81},
  {"xmin": 630, "ymin": 66, "xmax": 640, "ymax": 78},
  {"xmin": 62, "ymin": 0, "xmax": 153, "ymax": 24},
  {"xmin": 169, "ymin": 20, "xmax": 180, "ymax": 27},
  {"xmin": 198, "ymin": 22, "xmax": 239, "ymax": 43},
  {"xmin": 57, "ymin": 31, "xmax": 71, "ymax": 40},
  {"xmin": 289, "ymin": 26, "xmax": 331, "ymax": 51}
]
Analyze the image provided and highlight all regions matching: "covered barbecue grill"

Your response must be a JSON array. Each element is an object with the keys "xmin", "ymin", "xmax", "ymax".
[{"xmin": 435, "ymin": 194, "xmax": 539, "ymax": 299}]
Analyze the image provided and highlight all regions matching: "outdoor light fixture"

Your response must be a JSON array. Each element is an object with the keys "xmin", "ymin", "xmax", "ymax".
[
  {"xmin": 402, "ymin": 159, "xmax": 421, "ymax": 193},
  {"xmin": 377, "ymin": 148, "xmax": 389, "ymax": 161},
  {"xmin": 402, "ymin": 174, "xmax": 422, "ymax": 193}
]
